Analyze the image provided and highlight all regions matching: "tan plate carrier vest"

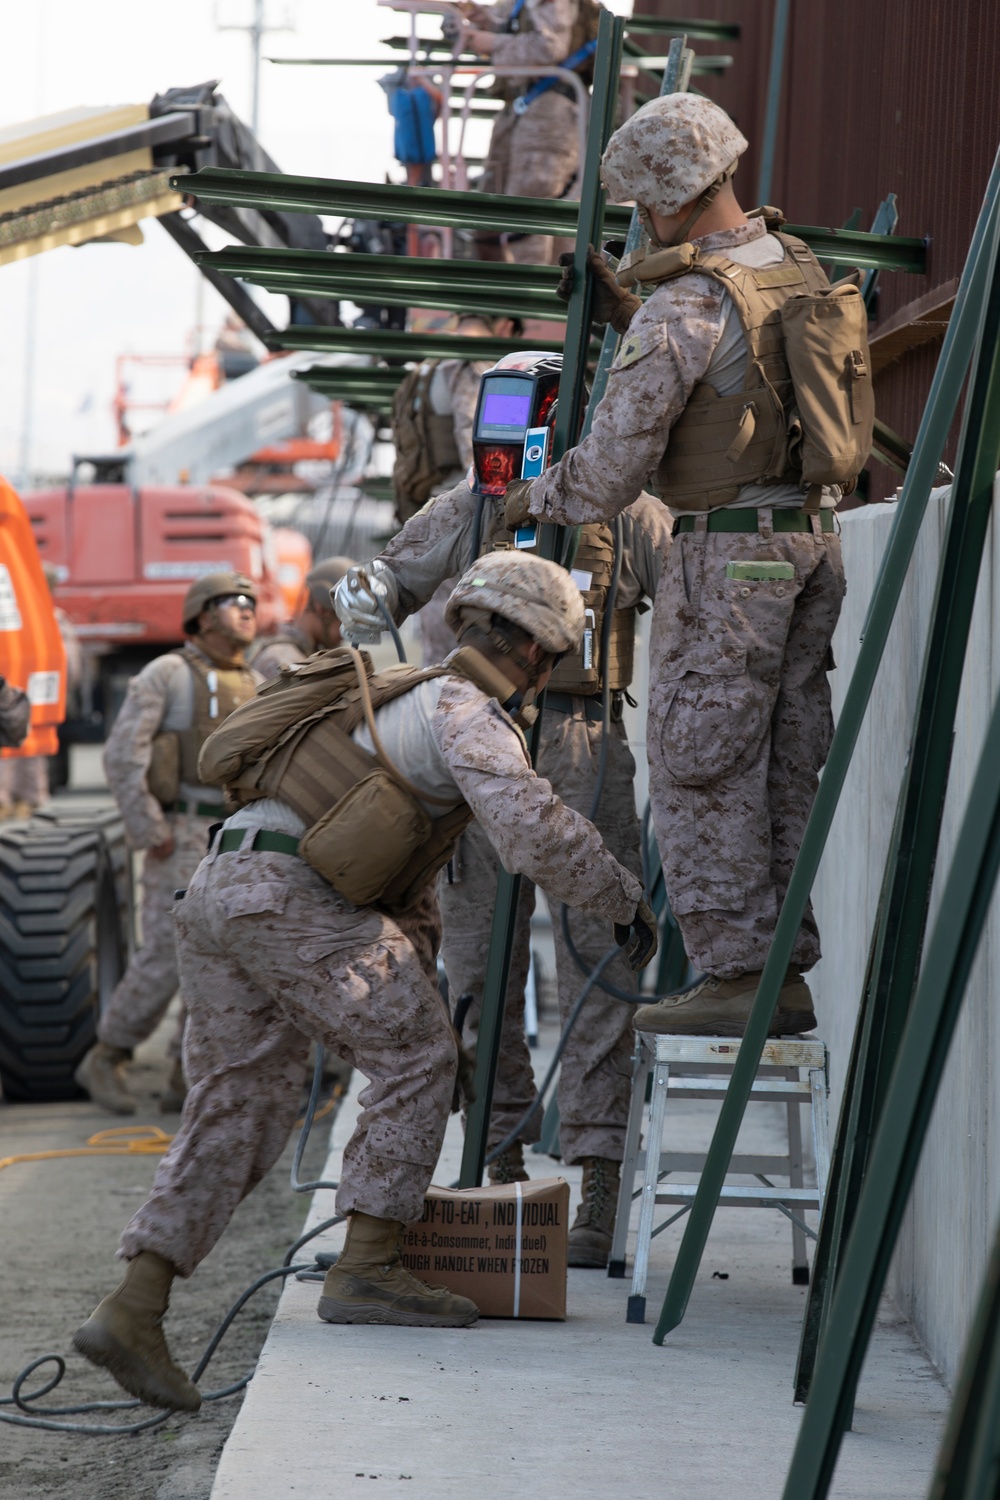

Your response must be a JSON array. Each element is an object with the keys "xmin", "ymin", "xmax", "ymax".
[
  {"xmin": 491, "ymin": 521, "xmax": 635, "ymax": 697},
  {"xmin": 618, "ymin": 229, "xmax": 857, "ymax": 513},
  {"xmin": 200, "ymin": 645, "xmax": 520, "ymax": 914},
  {"xmin": 146, "ymin": 647, "xmax": 257, "ymax": 809}
]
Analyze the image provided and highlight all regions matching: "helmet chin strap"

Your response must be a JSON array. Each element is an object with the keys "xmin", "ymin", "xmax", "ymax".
[{"xmin": 641, "ymin": 162, "xmax": 737, "ymax": 249}]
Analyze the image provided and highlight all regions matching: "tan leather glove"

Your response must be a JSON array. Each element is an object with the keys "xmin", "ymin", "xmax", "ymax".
[
  {"xmin": 503, "ymin": 478, "xmax": 535, "ymax": 530},
  {"xmin": 556, "ymin": 245, "xmax": 642, "ymax": 335}
]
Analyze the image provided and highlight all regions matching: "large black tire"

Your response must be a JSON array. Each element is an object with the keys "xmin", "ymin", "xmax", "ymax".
[{"xmin": 0, "ymin": 802, "xmax": 132, "ymax": 1102}]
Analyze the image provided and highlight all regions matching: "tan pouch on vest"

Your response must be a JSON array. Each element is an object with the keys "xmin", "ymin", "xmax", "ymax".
[
  {"xmin": 299, "ymin": 768, "xmax": 433, "ymax": 907},
  {"xmin": 147, "ymin": 732, "xmax": 180, "ymax": 808},
  {"xmin": 780, "ymin": 275, "xmax": 875, "ymax": 486}
]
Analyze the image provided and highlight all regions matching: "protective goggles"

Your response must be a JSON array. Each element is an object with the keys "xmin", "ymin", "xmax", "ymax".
[{"xmin": 212, "ymin": 593, "xmax": 256, "ymax": 613}]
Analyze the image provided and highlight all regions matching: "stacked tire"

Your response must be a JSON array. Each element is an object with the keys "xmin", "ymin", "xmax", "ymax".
[{"xmin": 0, "ymin": 802, "xmax": 132, "ymax": 1102}]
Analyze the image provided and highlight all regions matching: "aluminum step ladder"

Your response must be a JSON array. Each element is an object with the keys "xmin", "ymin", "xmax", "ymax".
[{"xmin": 609, "ymin": 1033, "xmax": 830, "ymax": 1324}]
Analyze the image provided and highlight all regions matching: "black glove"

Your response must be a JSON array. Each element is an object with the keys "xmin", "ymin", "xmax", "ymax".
[
  {"xmin": 451, "ymin": 1028, "xmax": 478, "ymax": 1114},
  {"xmin": 556, "ymin": 245, "xmax": 643, "ymax": 334},
  {"xmin": 614, "ymin": 897, "xmax": 658, "ymax": 972}
]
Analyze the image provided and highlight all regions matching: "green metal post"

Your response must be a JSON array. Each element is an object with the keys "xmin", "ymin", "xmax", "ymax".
[
  {"xmin": 780, "ymin": 180, "xmax": 1000, "ymax": 1500},
  {"xmin": 926, "ymin": 1219, "xmax": 1000, "ymax": 1500},
  {"xmin": 651, "ymin": 144, "xmax": 1000, "ymax": 1346},
  {"xmin": 756, "ymin": 0, "xmax": 791, "ymax": 205},
  {"xmin": 458, "ymin": 7, "xmax": 624, "ymax": 1189}
]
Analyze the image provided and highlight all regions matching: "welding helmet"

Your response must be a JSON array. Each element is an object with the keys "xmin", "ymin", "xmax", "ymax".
[{"xmin": 470, "ymin": 352, "xmax": 562, "ymax": 497}]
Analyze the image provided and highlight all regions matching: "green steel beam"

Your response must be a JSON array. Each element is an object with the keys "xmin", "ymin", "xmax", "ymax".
[
  {"xmin": 623, "ymin": 50, "xmax": 733, "ymax": 73},
  {"xmin": 175, "ymin": 170, "xmax": 927, "ymax": 273},
  {"xmin": 623, "ymin": 15, "xmax": 740, "ymax": 40},
  {"xmin": 927, "ymin": 1219, "xmax": 1000, "ymax": 1500},
  {"xmin": 267, "ymin": 326, "xmax": 567, "ymax": 360},
  {"xmin": 651, "ymin": 142, "xmax": 1000, "ymax": 1350},
  {"xmin": 458, "ymin": 6, "xmax": 625, "ymax": 1193},
  {"xmin": 779, "ymin": 184, "xmax": 1000, "ymax": 1496}
]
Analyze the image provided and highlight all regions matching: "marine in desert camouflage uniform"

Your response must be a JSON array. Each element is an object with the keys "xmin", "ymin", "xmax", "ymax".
[
  {"xmin": 251, "ymin": 557, "xmax": 356, "ymax": 680},
  {"xmin": 464, "ymin": 0, "xmax": 585, "ymax": 264},
  {"xmin": 336, "ymin": 414, "xmax": 670, "ymax": 1266},
  {"xmin": 74, "ymin": 572, "xmax": 259, "ymax": 1115},
  {"xmin": 505, "ymin": 94, "xmax": 853, "ymax": 1037},
  {"xmin": 72, "ymin": 554, "xmax": 655, "ymax": 1413}
]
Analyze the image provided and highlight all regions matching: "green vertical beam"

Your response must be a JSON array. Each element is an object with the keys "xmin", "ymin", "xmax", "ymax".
[
  {"xmin": 651, "ymin": 142, "xmax": 1000, "ymax": 1345},
  {"xmin": 780, "ymin": 181, "xmax": 1000, "ymax": 1500},
  {"xmin": 458, "ymin": 7, "xmax": 625, "ymax": 1189},
  {"xmin": 927, "ymin": 1220, "xmax": 1000, "ymax": 1500},
  {"xmin": 756, "ymin": 0, "xmax": 791, "ymax": 205}
]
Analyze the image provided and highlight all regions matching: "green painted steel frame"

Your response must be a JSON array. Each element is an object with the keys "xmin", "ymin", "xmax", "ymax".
[
  {"xmin": 176, "ymin": 170, "xmax": 927, "ymax": 273},
  {"xmin": 780, "ymin": 175, "xmax": 1000, "ymax": 1499},
  {"xmin": 457, "ymin": 6, "xmax": 624, "ymax": 1191},
  {"xmin": 269, "ymin": 326, "xmax": 567, "ymax": 360},
  {"xmin": 927, "ymin": 1219, "xmax": 1000, "ymax": 1499},
  {"xmin": 652, "ymin": 143, "xmax": 1000, "ymax": 1352}
]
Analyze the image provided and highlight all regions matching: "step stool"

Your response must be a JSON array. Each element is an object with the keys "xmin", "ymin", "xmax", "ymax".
[{"xmin": 608, "ymin": 1032, "xmax": 830, "ymax": 1324}]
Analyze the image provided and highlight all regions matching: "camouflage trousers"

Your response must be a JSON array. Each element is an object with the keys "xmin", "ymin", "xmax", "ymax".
[
  {"xmin": 119, "ymin": 847, "xmax": 456, "ymax": 1276},
  {"xmin": 439, "ymin": 703, "xmax": 641, "ymax": 1164},
  {"xmin": 647, "ymin": 521, "xmax": 846, "ymax": 980},
  {"xmin": 479, "ymin": 91, "xmax": 579, "ymax": 265},
  {"xmin": 98, "ymin": 811, "xmax": 215, "ymax": 1058}
]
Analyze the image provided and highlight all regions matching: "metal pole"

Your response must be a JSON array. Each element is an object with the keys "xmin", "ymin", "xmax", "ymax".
[
  {"xmin": 651, "ymin": 141, "xmax": 1000, "ymax": 1346},
  {"xmin": 756, "ymin": 0, "xmax": 791, "ymax": 205},
  {"xmin": 458, "ymin": 7, "xmax": 625, "ymax": 1189},
  {"xmin": 251, "ymin": 0, "xmax": 263, "ymax": 135},
  {"xmin": 780, "ymin": 180, "xmax": 1000, "ymax": 1500}
]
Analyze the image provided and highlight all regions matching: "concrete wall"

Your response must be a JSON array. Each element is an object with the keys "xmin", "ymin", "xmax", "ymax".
[{"xmin": 809, "ymin": 487, "xmax": 1000, "ymax": 1385}]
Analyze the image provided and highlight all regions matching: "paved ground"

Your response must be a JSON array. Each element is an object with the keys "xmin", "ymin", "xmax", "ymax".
[{"xmin": 211, "ymin": 1046, "xmax": 950, "ymax": 1500}]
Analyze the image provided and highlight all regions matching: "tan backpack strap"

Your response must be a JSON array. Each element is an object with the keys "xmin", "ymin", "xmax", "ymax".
[
  {"xmin": 348, "ymin": 647, "xmax": 457, "ymax": 808},
  {"xmin": 443, "ymin": 646, "xmax": 518, "ymax": 704}
]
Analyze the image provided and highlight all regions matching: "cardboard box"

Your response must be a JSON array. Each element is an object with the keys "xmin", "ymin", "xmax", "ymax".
[{"xmin": 400, "ymin": 1178, "xmax": 570, "ymax": 1320}]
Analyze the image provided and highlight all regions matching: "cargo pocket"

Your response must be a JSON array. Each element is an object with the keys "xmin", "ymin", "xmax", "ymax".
[
  {"xmin": 218, "ymin": 882, "xmax": 288, "ymax": 919},
  {"xmin": 658, "ymin": 642, "xmax": 770, "ymax": 786}
]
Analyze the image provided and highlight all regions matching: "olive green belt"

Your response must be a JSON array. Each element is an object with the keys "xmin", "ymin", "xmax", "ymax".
[
  {"xmin": 173, "ymin": 798, "xmax": 228, "ymax": 819},
  {"xmin": 672, "ymin": 508, "xmax": 836, "ymax": 535},
  {"xmin": 217, "ymin": 827, "xmax": 301, "ymax": 857}
]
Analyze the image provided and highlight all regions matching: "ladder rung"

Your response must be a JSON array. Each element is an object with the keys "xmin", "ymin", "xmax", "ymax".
[
  {"xmin": 664, "ymin": 1076, "xmax": 812, "ymax": 1100},
  {"xmin": 652, "ymin": 1185, "xmax": 820, "ymax": 1207}
]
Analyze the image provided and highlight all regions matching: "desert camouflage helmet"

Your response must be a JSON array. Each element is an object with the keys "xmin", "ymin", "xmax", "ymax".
[
  {"xmin": 445, "ymin": 552, "xmax": 584, "ymax": 656},
  {"xmin": 182, "ymin": 570, "xmax": 256, "ymax": 632},
  {"xmin": 304, "ymin": 556, "xmax": 356, "ymax": 608},
  {"xmin": 601, "ymin": 94, "xmax": 748, "ymax": 217}
]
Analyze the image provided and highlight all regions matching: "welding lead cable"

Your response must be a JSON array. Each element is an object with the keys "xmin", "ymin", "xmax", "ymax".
[{"xmin": 376, "ymin": 594, "xmax": 408, "ymax": 662}]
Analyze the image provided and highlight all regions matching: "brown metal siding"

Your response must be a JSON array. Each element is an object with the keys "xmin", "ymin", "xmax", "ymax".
[{"xmin": 637, "ymin": 0, "xmax": 1000, "ymax": 498}]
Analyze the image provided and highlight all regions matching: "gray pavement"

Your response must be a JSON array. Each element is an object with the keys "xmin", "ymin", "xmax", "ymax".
[{"xmin": 211, "ymin": 1031, "xmax": 948, "ymax": 1500}]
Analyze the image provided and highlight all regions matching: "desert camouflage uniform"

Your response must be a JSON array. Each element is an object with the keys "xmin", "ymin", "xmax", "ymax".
[
  {"xmin": 473, "ymin": 0, "xmax": 581, "ymax": 264},
  {"xmin": 414, "ymin": 356, "xmax": 490, "ymax": 666},
  {"xmin": 251, "ymin": 623, "xmax": 314, "ymax": 681},
  {"xmin": 378, "ymin": 481, "xmax": 669, "ymax": 1161},
  {"xmin": 98, "ymin": 644, "xmax": 258, "ymax": 1058},
  {"xmin": 0, "ymin": 679, "xmax": 30, "ymax": 748},
  {"xmin": 525, "ymin": 218, "xmax": 846, "ymax": 978},
  {"xmin": 119, "ymin": 674, "xmax": 642, "ymax": 1274}
]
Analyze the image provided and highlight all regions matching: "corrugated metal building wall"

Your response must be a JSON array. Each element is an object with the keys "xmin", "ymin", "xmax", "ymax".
[{"xmin": 636, "ymin": 0, "xmax": 1000, "ymax": 500}]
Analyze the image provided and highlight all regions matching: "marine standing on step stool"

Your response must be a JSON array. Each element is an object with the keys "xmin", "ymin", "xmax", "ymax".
[
  {"xmin": 251, "ymin": 557, "xmax": 357, "ymax": 680},
  {"xmin": 75, "ymin": 573, "xmax": 259, "ymax": 1115},
  {"xmin": 504, "ymin": 94, "xmax": 874, "ymax": 1037},
  {"xmin": 335, "ymin": 351, "xmax": 671, "ymax": 1269},
  {"xmin": 461, "ymin": 0, "xmax": 594, "ymax": 264},
  {"xmin": 72, "ymin": 554, "xmax": 656, "ymax": 1413}
]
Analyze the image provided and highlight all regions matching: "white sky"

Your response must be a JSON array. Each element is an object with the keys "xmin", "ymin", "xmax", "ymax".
[{"xmin": 0, "ymin": 0, "xmax": 634, "ymax": 481}]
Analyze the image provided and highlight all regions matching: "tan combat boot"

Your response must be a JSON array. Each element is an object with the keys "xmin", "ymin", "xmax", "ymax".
[
  {"xmin": 487, "ymin": 1142, "xmax": 529, "ymax": 1185},
  {"xmin": 317, "ymin": 1212, "xmax": 479, "ymax": 1327},
  {"xmin": 567, "ymin": 1157, "xmax": 621, "ymax": 1269},
  {"xmin": 73, "ymin": 1252, "xmax": 201, "ymax": 1412},
  {"xmin": 75, "ymin": 1042, "xmax": 137, "ymax": 1115},
  {"xmin": 632, "ymin": 968, "xmax": 816, "ymax": 1038},
  {"xmin": 159, "ymin": 1058, "xmax": 187, "ymax": 1115}
]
